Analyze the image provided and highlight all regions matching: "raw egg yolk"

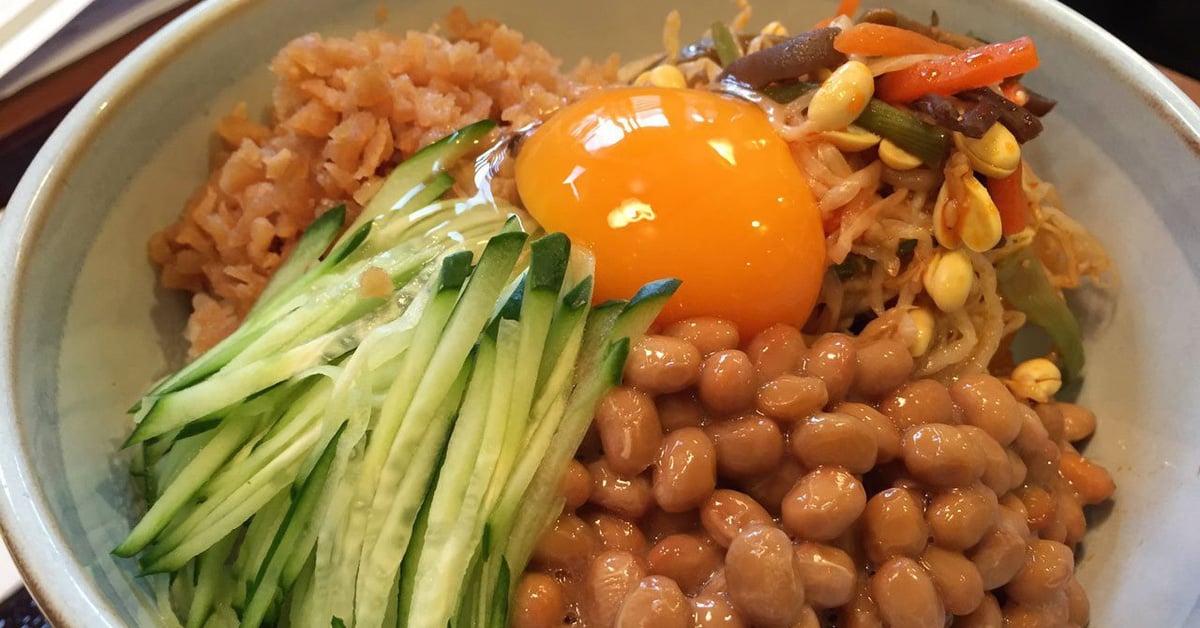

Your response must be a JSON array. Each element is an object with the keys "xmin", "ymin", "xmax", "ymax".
[{"xmin": 514, "ymin": 87, "xmax": 826, "ymax": 335}]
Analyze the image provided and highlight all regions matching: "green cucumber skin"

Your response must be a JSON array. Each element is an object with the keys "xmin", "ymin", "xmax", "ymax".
[
  {"xmin": 610, "ymin": 278, "xmax": 681, "ymax": 343},
  {"xmin": 353, "ymin": 365, "xmax": 471, "ymax": 627},
  {"xmin": 399, "ymin": 334, "xmax": 499, "ymax": 628},
  {"xmin": 131, "ymin": 380, "xmax": 330, "ymax": 561},
  {"xmin": 140, "ymin": 402, "xmax": 330, "ymax": 572},
  {"xmin": 136, "ymin": 122, "xmax": 492, "ymax": 405},
  {"xmin": 503, "ymin": 338, "xmax": 631, "ymax": 573},
  {"xmin": 438, "ymin": 250, "xmax": 475, "ymax": 291},
  {"xmin": 347, "ymin": 120, "xmax": 496, "ymax": 237},
  {"xmin": 352, "ymin": 234, "xmax": 525, "ymax": 614},
  {"xmin": 127, "ymin": 254, "xmax": 433, "ymax": 446},
  {"xmin": 232, "ymin": 492, "xmax": 292, "ymax": 611},
  {"xmin": 185, "ymin": 533, "xmax": 236, "ymax": 628},
  {"xmin": 493, "ymin": 281, "xmax": 675, "ymax": 613},
  {"xmin": 319, "ymin": 231, "xmax": 526, "ymax": 626},
  {"xmin": 115, "ymin": 407, "xmax": 268, "ymax": 557},
  {"xmin": 240, "ymin": 423, "xmax": 345, "ymax": 628},
  {"xmin": 123, "ymin": 115, "xmax": 686, "ymax": 625},
  {"xmin": 251, "ymin": 206, "xmax": 346, "ymax": 317},
  {"xmin": 527, "ymin": 233, "xmax": 570, "ymax": 293}
]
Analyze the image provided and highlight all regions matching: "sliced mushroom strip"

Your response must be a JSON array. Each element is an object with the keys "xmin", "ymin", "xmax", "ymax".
[{"xmin": 718, "ymin": 27, "xmax": 846, "ymax": 89}]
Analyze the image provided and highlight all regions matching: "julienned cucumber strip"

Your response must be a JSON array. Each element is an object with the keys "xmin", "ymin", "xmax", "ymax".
[
  {"xmin": 241, "ymin": 423, "xmax": 345, "ymax": 628},
  {"xmin": 128, "ymin": 245, "xmax": 435, "ymax": 446},
  {"xmin": 576, "ymin": 299, "xmax": 626, "ymax": 377},
  {"xmin": 532, "ymin": 277, "xmax": 594, "ymax": 418},
  {"xmin": 310, "ymin": 296, "xmax": 459, "ymax": 623},
  {"xmin": 327, "ymin": 252, "xmax": 481, "ymax": 609},
  {"xmin": 222, "ymin": 238, "xmax": 435, "ymax": 369},
  {"xmin": 126, "ymin": 378, "xmax": 328, "ymax": 559},
  {"xmin": 344, "ymin": 119, "xmax": 495, "ymax": 237},
  {"xmin": 232, "ymin": 492, "xmax": 291, "ymax": 611},
  {"xmin": 458, "ymin": 287, "xmax": 633, "ymax": 628},
  {"xmin": 185, "ymin": 532, "xmax": 235, "ymax": 628},
  {"xmin": 460, "ymin": 320, "xmax": 521, "ymax": 623},
  {"xmin": 535, "ymin": 276, "xmax": 593, "ymax": 395},
  {"xmin": 152, "ymin": 429, "xmax": 216, "ymax": 499},
  {"xmin": 137, "ymin": 211, "xmax": 365, "ymax": 403},
  {"xmin": 251, "ymin": 206, "xmax": 346, "ymax": 317},
  {"xmin": 138, "ymin": 122, "xmax": 491, "ymax": 404},
  {"xmin": 116, "ymin": 413, "xmax": 262, "ymax": 557},
  {"xmin": 486, "ymin": 559, "xmax": 511, "ymax": 628},
  {"xmin": 353, "ymin": 362, "xmax": 472, "ymax": 627},
  {"xmin": 358, "ymin": 228, "xmax": 526, "ymax": 543},
  {"xmin": 130, "ymin": 318, "xmax": 372, "ymax": 445},
  {"xmin": 140, "ymin": 389, "xmax": 332, "ymax": 572},
  {"xmin": 115, "ymin": 384, "xmax": 298, "ymax": 557},
  {"xmin": 504, "ymin": 338, "xmax": 631, "ymax": 574},
  {"xmin": 609, "ymin": 278, "xmax": 683, "ymax": 343},
  {"xmin": 470, "ymin": 279, "xmax": 675, "ymax": 627},
  {"xmin": 480, "ymin": 234, "xmax": 569, "ymax": 513},
  {"xmin": 401, "ymin": 322, "xmax": 511, "ymax": 628},
  {"xmin": 286, "ymin": 555, "xmax": 316, "ymax": 628},
  {"xmin": 200, "ymin": 379, "xmax": 334, "ymax": 502},
  {"xmin": 296, "ymin": 313, "xmax": 424, "ymax": 611},
  {"xmin": 139, "ymin": 424, "xmax": 323, "ymax": 574},
  {"xmin": 360, "ymin": 254, "xmax": 471, "ymax": 477},
  {"xmin": 353, "ymin": 231, "xmax": 527, "ymax": 623},
  {"xmin": 395, "ymin": 489, "xmax": 433, "ymax": 625},
  {"xmin": 527, "ymin": 233, "xmax": 571, "ymax": 293},
  {"xmin": 506, "ymin": 281, "xmax": 679, "ymax": 572},
  {"xmin": 122, "ymin": 123, "xmax": 688, "ymax": 626},
  {"xmin": 487, "ymin": 278, "xmax": 592, "ymax": 547}
]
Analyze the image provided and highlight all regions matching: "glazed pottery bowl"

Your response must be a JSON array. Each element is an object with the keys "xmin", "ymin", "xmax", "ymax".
[{"xmin": 1, "ymin": 0, "xmax": 1198, "ymax": 625}]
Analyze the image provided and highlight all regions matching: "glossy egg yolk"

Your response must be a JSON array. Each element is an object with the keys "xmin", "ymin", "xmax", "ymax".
[{"xmin": 514, "ymin": 87, "xmax": 826, "ymax": 335}]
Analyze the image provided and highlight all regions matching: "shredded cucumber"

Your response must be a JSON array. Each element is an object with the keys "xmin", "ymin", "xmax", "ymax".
[{"xmin": 117, "ymin": 122, "xmax": 680, "ymax": 628}]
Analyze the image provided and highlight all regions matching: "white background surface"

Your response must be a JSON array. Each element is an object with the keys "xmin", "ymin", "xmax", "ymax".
[
  {"xmin": 0, "ymin": 0, "xmax": 189, "ymax": 98},
  {"xmin": 0, "ymin": 535, "xmax": 20, "ymax": 598}
]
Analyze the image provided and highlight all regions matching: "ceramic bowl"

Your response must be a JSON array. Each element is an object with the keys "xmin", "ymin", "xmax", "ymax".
[{"xmin": 1, "ymin": 0, "xmax": 1198, "ymax": 625}]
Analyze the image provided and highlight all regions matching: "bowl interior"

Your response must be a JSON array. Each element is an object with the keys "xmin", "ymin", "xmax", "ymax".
[{"xmin": 2, "ymin": 0, "xmax": 1200, "ymax": 625}]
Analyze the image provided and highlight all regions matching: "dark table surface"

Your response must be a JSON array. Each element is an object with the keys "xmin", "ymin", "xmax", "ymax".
[{"xmin": 0, "ymin": 589, "xmax": 49, "ymax": 627}]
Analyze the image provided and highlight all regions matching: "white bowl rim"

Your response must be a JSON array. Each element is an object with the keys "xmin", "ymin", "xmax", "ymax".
[{"xmin": 0, "ymin": 0, "xmax": 1198, "ymax": 624}]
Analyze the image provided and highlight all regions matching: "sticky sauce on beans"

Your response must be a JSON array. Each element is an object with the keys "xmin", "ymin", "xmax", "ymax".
[
  {"xmin": 518, "ymin": 319, "xmax": 1112, "ymax": 628},
  {"xmin": 653, "ymin": 427, "xmax": 717, "ymax": 513}
]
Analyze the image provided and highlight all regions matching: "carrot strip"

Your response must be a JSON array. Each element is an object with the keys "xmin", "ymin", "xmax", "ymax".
[
  {"xmin": 834, "ymin": 0, "xmax": 860, "ymax": 17},
  {"xmin": 876, "ymin": 36, "xmax": 1040, "ymax": 103},
  {"xmin": 1000, "ymin": 79, "xmax": 1030, "ymax": 106},
  {"xmin": 814, "ymin": 0, "xmax": 859, "ymax": 28},
  {"xmin": 834, "ymin": 23, "xmax": 962, "ymax": 57},
  {"xmin": 987, "ymin": 162, "xmax": 1029, "ymax": 235}
]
